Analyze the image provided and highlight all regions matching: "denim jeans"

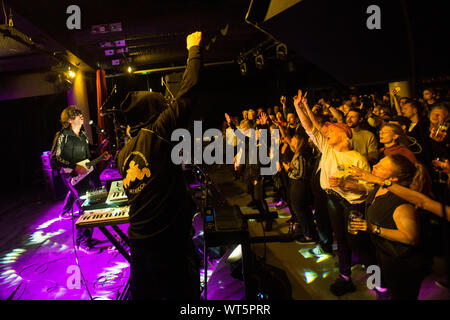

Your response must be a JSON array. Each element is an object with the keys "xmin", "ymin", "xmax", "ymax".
[
  {"xmin": 326, "ymin": 191, "xmax": 377, "ymax": 277},
  {"xmin": 311, "ymin": 171, "xmax": 333, "ymax": 252},
  {"xmin": 288, "ymin": 178, "xmax": 317, "ymax": 239}
]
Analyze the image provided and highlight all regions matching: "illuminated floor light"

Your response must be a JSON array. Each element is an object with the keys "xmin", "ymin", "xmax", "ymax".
[
  {"xmin": 27, "ymin": 229, "xmax": 65, "ymax": 245},
  {"xmin": 303, "ymin": 270, "xmax": 318, "ymax": 284},
  {"xmin": 1, "ymin": 270, "xmax": 15, "ymax": 277},
  {"xmin": 37, "ymin": 217, "xmax": 61, "ymax": 230},
  {"xmin": 315, "ymin": 254, "xmax": 333, "ymax": 264},
  {"xmin": 322, "ymin": 271, "xmax": 331, "ymax": 279},
  {"xmin": 298, "ymin": 248, "xmax": 315, "ymax": 259}
]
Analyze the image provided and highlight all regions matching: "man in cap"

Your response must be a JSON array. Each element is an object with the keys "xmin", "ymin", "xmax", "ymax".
[
  {"xmin": 117, "ymin": 31, "xmax": 202, "ymax": 300},
  {"xmin": 294, "ymin": 90, "xmax": 376, "ymax": 297}
]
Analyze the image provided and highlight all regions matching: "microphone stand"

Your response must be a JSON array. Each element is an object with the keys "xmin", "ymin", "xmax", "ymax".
[{"xmin": 99, "ymin": 84, "xmax": 124, "ymax": 166}]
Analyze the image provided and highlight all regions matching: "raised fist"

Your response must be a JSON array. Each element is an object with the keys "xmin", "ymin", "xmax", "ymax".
[{"xmin": 187, "ymin": 31, "xmax": 202, "ymax": 50}]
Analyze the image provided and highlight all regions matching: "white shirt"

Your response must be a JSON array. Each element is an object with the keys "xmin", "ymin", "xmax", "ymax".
[{"xmin": 308, "ymin": 128, "xmax": 371, "ymax": 204}]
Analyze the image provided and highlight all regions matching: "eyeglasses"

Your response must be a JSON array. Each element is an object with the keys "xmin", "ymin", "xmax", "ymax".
[{"xmin": 71, "ymin": 109, "xmax": 82, "ymax": 117}]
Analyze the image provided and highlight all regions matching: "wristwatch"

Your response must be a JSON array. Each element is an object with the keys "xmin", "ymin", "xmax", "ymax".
[
  {"xmin": 381, "ymin": 179, "xmax": 392, "ymax": 188},
  {"xmin": 373, "ymin": 225, "xmax": 381, "ymax": 236}
]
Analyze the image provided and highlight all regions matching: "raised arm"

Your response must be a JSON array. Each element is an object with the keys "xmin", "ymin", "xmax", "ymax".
[
  {"xmin": 293, "ymin": 90, "xmax": 314, "ymax": 134},
  {"xmin": 280, "ymin": 96, "xmax": 288, "ymax": 120},
  {"xmin": 224, "ymin": 113, "xmax": 237, "ymax": 131},
  {"xmin": 273, "ymin": 120, "xmax": 289, "ymax": 141},
  {"xmin": 300, "ymin": 91, "xmax": 324, "ymax": 131},
  {"xmin": 349, "ymin": 165, "xmax": 450, "ymax": 222},
  {"xmin": 327, "ymin": 104, "xmax": 344, "ymax": 123},
  {"xmin": 152, "ymin": 31, "xmax": 202, "ymax": 138},
  {"xmin": 175, "ymin": 31, "xmax": 202, "ymax": 99},
  {"xmin": 391, "ymin": 89, "xmax": 403, "ymax": 116}
]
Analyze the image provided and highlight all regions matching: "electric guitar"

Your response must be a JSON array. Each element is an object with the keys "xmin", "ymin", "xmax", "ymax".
[{"xmin": 62, "ymin": 152, "xmax": 109, "ymax": 186}]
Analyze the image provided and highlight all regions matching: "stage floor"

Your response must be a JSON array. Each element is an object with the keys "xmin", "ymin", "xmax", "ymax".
[
  {"xmin": 207, "ymin": 164, "xmax": 450, "ymax": 300},
  {"xmin": 0, "ymin": 165, "xmax": 448, "ymax": 300}
]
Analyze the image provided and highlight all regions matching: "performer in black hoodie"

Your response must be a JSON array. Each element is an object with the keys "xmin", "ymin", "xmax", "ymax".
[{"xmin": 117, "ymin": 31, "xmax": 202, "ymax": 300}]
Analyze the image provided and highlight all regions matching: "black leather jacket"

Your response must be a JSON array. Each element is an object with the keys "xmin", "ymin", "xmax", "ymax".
[{"xmin": 50, "ymin": 127, "xmax": 90, "ymax": 171}]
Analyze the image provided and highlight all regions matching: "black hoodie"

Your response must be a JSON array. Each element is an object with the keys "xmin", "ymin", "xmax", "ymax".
[{"xmin": 117, "ymin": 45, "xmax": 202, "ymax": 241}]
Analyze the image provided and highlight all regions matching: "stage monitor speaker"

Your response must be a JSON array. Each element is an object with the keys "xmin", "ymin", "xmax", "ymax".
[
  {"xmin": 41, "ymin": 151, "xmax": 67, "ymax": 200},
  {"xmin": 42, "ymin": 168, "xmax": 67, "ymax": 201}
]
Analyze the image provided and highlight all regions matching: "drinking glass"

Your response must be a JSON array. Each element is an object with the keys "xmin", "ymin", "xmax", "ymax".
[{"xmin": 348, "ymin": 210, "xmax": 363, "ymax": 235}]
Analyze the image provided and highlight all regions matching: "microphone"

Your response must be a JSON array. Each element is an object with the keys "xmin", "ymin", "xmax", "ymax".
[{"xmin": 89, "ymin": 120, "xmax": 105, "ymax": 134}]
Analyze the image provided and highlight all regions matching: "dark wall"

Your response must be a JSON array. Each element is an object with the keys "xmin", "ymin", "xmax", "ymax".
[
  {"xmin": 258, "ymin": 0, "xmax": 450, "ymax": 86},
  {"xmin": 0, "ymin": 93, "xmax": 67, "ymax": 194}
]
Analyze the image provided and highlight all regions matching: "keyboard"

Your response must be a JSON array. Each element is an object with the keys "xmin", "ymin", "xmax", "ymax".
[
  {"xmin": 76, "ymin": 206, "xmax": 130, "ymax": 229},
  {"xmin": 106, "ymin": 180, "xmax": 128, "ymax": 203}
]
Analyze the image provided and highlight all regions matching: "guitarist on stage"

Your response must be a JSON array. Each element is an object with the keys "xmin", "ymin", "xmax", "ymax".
[{"xmin": 50, "ymin": 105, "xmax": 105, "ymax": 254}]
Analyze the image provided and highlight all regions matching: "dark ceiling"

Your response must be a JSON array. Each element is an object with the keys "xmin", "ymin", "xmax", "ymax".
[
  {"xmin": 3, "ymin": 0, "xmax": 268, "ymax": 75},
  {"xmin": 1, "ymin": 0, "xmax": 449, "ymax": 86}
]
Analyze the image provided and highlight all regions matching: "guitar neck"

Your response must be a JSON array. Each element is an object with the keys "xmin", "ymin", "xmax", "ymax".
[{"xmin": 86, "ymin": 152, "xmax": 108, "ymax": 168}]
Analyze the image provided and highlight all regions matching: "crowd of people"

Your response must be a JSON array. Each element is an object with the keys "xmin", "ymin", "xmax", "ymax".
[
  {"xmin": 49, "ymin": 29, "xmax": 449, "ymax": 300},
  {"xmin": 223, "ymin": 86, "xmax": 449, "ymax": 300}
]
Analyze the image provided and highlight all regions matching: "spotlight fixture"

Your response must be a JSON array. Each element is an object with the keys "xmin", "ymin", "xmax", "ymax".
[
  {"xmin": 276, "ymin": 43, "xmax": 288, "ymax": 60},
  {"xmin": 127, "ymin": 66, "xmax": 133, "ymax": 73},
  {"xmin": 255, "ymin": 54, "xmax": 264, "ymax": 70},
  {"xmin": 237, "ymin": 55, "xmax": 247, "ymax": 76},
  {"xmin": 67, "ymin": 66, "xmax": 76, "ymax": 78},
  {"xmin": 239, "ymin": 62, "xmax": 247, "ymax": 76},
  {"xmin": 66, "ymin": 64, "xmax": 78, "ymax": 79}
]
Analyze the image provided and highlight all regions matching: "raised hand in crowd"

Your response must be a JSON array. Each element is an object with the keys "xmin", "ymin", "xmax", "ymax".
[
  {"xmin": 348, "ymin": 165, "xmax": 384, "ymax": 185},
  {"xmin": 431, "ymin": 158, "xmax": 449, "ymax": 174},
  {"xmin": 224, "ymin": 113, "xmax": 231, "ymax": 125},
  {"xmin": 349, "ymin": 165, "xmax": 450, "ymax": 222},
  {"xmin": 259, "ymin": 112, "xmax": 269, "ymax": 126},
  {"xmin": 293, "ymin": 90, "xmax": 307, "ymax": 109},
  {"xmin": 186, "ymin": 31, "xmax": 202, "ymax": 50}
]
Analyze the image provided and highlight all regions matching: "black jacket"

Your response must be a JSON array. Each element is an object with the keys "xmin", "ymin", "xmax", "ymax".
[
  {"xmin": 117, "ymin": 46, "xmax": 202, "ymax": 240},
  {"xmin": 50, "ymin": 127, "xmax": 90, "ymax": 171}
]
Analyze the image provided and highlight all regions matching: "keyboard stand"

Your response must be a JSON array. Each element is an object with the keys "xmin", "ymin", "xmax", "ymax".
[
  {"xmin": 98, "ymin": 226, "xmax": 130, "ymax": 263},
  {"xmin": 98, "ymin": 226, "xmax": 131, "ymax": 300}
]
